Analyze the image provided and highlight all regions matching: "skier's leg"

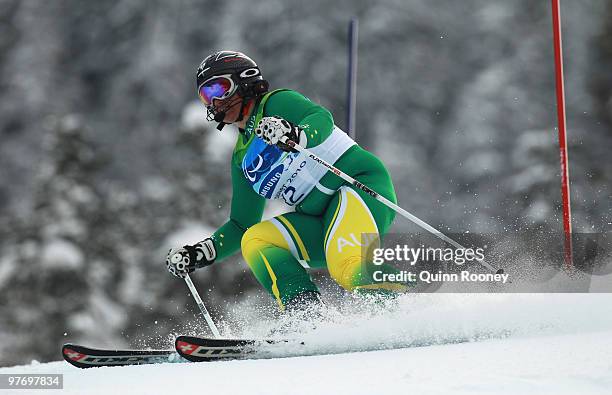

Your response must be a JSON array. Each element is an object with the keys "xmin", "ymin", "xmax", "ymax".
[
  {"xmin": 323, "ymin": 150, "xmax": 408, "ymax": 293},
  {"xmin": 241, "ymin": 213, "xmax": 325, "ymax": 310}
]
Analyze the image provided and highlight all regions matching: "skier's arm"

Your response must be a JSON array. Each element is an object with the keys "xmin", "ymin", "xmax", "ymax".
[
  {"xmin": 210, "ymin": 162, "xmax": 266, "ymax": 262},
  {"xmin": 264, "ymin": 90, "xmax": 334, "ymax": 148}
]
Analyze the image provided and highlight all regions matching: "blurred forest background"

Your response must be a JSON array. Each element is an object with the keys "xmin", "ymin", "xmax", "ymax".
[{"xmin": 0, "ymin": 0, "xmax": 610, "ymax": 366}]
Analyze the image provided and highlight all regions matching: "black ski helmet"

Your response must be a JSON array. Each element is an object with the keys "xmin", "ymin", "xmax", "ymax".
[{"xmin": 196, "ymin": 50, "xmax": 269, "ymax": 130}]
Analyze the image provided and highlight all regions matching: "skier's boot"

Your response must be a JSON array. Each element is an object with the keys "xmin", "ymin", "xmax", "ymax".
[
  {"xmin": 270, "ymin": 291, "xmax": 327, "ymax": 336},
  {"xmin": 284, "ymin": 291, "xmax": 325, "ymax": 314}
]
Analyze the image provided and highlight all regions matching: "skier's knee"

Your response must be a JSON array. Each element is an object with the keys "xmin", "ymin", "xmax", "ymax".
[
  {"xmin": 241, "ymin": 223, "xmax": 266, "ymax": 267},
  {"xmin": 241, "ymin": 221, "xmax": 287, "ymax": 268},
  {"xmin": 328, "ymin": 256, "xmax": 409, "ymax": 293},
  {"xmin": 327, "ymin": 255, "xmax": 362, "ymax": 292}
]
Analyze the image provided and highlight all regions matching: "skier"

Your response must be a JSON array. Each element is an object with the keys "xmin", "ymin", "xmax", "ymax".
[{"xmin": 166, "ymin": 50, "xmax": 406, "ymax": 311}]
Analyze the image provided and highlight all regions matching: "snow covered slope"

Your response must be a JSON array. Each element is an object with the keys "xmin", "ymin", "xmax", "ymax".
[{"xmin": 2, "ymin": 294, "xmax": 611, "ymax": 395}]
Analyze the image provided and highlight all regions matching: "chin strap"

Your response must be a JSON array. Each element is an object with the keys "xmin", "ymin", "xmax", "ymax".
[
  {"xmin": 235, "ymin": 96, "xmax": 249, "ymax": 123},
  {"xmin": 214, "ymin": 112, "xmax": 226, "ymax": 130},
  {"xmin": 213, "ymin": 96, "xmax": 249, "ymax": 131}
]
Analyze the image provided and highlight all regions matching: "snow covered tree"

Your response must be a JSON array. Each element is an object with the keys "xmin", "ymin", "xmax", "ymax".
[{"xmin": 0, "ymin": 115, "xmax": 109, "ymax": 364}]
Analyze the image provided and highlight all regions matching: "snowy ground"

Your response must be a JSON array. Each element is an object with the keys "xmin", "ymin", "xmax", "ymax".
[{"xmin": 2, "ymin": 294, "xmax": 612, "ymax": 395}]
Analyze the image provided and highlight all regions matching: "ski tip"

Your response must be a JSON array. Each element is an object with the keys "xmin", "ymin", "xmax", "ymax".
[
  {"xmin": 61, "ymin": 344, "xmax": 92, "ymax": 369},
  {"xmin": 62, "ymin": 343, "xmax": 85, "ymax": 359},
  {"xmin": 175, "ymin": 338, "xmax": 198, "ymax": 356},
  {"xmin": 62, "ymin": 344, "xmax": 84, "ymax": 361}
]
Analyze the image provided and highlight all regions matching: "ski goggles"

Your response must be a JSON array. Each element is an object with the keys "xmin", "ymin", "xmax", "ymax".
[{"xmin": 197, "ymin": 75, "xmax": 237, "ymax": 106}]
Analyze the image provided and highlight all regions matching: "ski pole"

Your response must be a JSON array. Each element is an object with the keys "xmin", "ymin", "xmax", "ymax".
[
  {"xmin": 184, "ymin": 274, "xmax": 221, "ymax": 338},
  {"xmin": 280, "ymin": 136, "xmax": 504, "ymax": 275}
]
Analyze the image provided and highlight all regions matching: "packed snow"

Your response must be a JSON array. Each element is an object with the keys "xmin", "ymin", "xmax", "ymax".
[{"xmin": 1, "ymin": 293, "xmax": 611, "ymax": 395}]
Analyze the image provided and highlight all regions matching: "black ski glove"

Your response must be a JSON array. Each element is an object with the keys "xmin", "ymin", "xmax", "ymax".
[{"xmin": 166, "ymin": 238, "xmax": 216, "ymax": 278}]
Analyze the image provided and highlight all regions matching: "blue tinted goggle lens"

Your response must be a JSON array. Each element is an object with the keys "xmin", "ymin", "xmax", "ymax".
[{"xmin": 198, "ymin": 78, "xmax": 233, "ymax": 105}]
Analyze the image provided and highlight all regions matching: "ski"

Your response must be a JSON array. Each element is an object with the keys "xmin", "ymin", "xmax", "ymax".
[
  {"xmin": 63, "ymin": 336, "xmax": 298, "ymax": 367},
  {"xmin": 62, "ymin": 343, "xmax": 177, "ymax": 369},
  {"xmin": 175, "ymin": 335, "xmax": 288, "ymax": 362}
]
